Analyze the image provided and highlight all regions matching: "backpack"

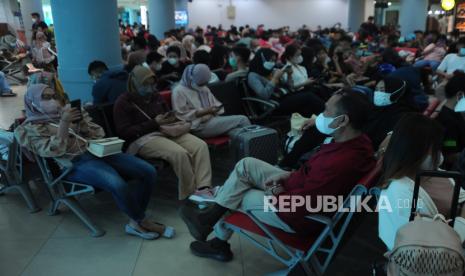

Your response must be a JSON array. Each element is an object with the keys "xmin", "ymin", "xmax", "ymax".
[{"xmin": 385, "ymin": 170, "xmax": 465, "ymax": 276}]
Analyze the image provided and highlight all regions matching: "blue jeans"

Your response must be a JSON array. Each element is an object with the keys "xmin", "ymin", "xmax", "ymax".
[
  {"xmin": 0, "ymin": 72, "xmax": 12, "ymax": 94},
  {"xmin": 413, "ymin": 60, "xmax": 441, "ymax": 71},
  {"xmin": 65, "ymin": 153, "xmax": 157, "ymax": 222}
]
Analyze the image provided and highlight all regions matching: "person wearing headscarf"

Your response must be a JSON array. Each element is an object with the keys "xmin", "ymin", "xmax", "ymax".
[
  {"xmin": 247, "ymin": 48, "xmax": 325, "ymax": 117},
  {"xmin": 14, "ymin": 84, "xmax": 169, "ymax": 240},
  {"xmin": 365, "ymin": 76, "xmax": 419, "ymax": 150},
  {"xmin": 31, "ymin": 31, "xmax": 55, "ymax": 71},
  {"xmin": 172, "ymin": 64, "xmax": 250, "ymax": 138},
  {"xmin": 182, "ymin": 35, "xmax": 197, "ymax": 60},
  {"xmin": 113, "ymin": 65, "xmax": 214, "ymax": 201},
  {"xmin": 26, "ymin": 70, "xmax": 68, "ymax": 105}
]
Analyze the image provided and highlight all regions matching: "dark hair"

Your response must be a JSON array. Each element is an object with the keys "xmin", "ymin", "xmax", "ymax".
[
  {"xmin": 249, "ymin": 48, "xmax": 277, "ymax": 77},
  {"xmin": 281, "ymin": 44, "xmax": 300, "ymax": 63},
  {"xmin": 166, "ymin": 45, "xmax": 181, "ymax": 57},
  {"xmin": 380, "ymin": 114, "xmax": 444, "ymax": 187},
  {"xmin": 231, "ymin": 46, "xmax": 251, "ymax": 64},
  {"xmin": 209, "ymin": 45, "xmax": 229, "ymax": 70},
  {"xmin": 445, "ymin": 73, "xmax": 465, "ymax": 98},
  {"xmin": 335, "ymin": 90, "xmax": 372, "ymax": 131},
  {"xmin": 193, "ymin": 50, "xmax": 211, "ymax": 65},
  {"xmin": 146, "ymin": 51, "xmax": 163, "ymax": 65},
  {"xmin": 133, "ymin": 36, "xmax": 147, "ymax": 49},
  {"xmin": 31, "ymin": 12, "xmax": 40, "ymax": 18},
  {"xmin": 147, "ymin": 35, "xmax": 160, "ymax": 51},
  {"xmin": 87, "ymin": 60, "xmax": 108, "ymax": 75},
  {"xmin": 457, "ymin": 37, "xmax": 465, "ymax": 47},
  {"xmin": 368, "ymin": 16, "xmax": 374, "ymax": 21},
  {"xmin": 414, "ymin": 30, "xmax": 424, "ymax": 35}
]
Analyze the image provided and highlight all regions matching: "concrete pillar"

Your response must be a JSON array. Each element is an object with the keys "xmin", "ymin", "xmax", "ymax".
[
  {"xmin": 399, "ymin": 0, "xmax": 428, "ymax": 35},
  {"xmin": 51, "ymin": 0, "xmax": 122, "ymax": 103},
  {"xmin": 148, "ymin": 0, "xmax": 175, "ymax": 39},
  {"xmin": 19, "ymin": 0, "xmax": 44, "ymax": 43},
  {"xmin": 348, "ymin": 0, "xmax": 365, "ymax": 32},
  {"xmin": 175, "ymin": 0, "xmax": 188, "ymax": 11}
]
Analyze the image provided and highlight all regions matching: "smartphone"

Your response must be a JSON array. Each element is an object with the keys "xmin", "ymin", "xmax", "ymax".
[{"xmin": 70, "ymin": 99, "xmax": 82, "ymax": 123}]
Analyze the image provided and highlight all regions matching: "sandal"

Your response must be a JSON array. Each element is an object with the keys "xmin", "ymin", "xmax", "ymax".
[{"xmin": 125, "ymin": 224, "xmax": 160, "ymax": 240}]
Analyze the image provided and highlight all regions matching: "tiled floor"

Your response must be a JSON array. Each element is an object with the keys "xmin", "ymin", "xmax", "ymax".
[{"xmin": 0, "ymin": 84, "xmax": 387, "ymax": 276}]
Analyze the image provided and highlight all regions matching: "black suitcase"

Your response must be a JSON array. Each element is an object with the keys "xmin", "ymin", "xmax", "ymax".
[{"xmin": 230, "ymin": 125, "xmax": 279, "ymax": 164}]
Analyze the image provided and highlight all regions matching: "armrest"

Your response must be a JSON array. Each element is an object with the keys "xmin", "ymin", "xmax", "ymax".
[
  {"xmin": 53, "ymin": 157, "xmax": 74, "ymax": 170},
  {"xmin": 242, "ymin": 97, "xmax": 279, "ymax": 108},
  {"xmin": 305, "ymin": 214, "xmax": 332, "ymax": 226}
]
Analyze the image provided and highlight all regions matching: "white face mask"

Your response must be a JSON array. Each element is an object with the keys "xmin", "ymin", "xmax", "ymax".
[
  {"xmin": 315, "ymin": 113, "xmax": 343, "ymax": 135},
  {"xmin": 154, "ymin": 63, "xmax": 162, "ymax": 71},
  {"xmin": 454, "ymin": 95, "xmax": 465, "ymax": 112},
  {"xmin": 39, "ymin": 100, "xmax": 61, "ymax": 115},
  {"xmin": 292, "ymin": 55, "xmax": 303, "ymax": 64},
  {"xmin": 373, "ymin": 91, "xmax": 392, "ymax": 107}
]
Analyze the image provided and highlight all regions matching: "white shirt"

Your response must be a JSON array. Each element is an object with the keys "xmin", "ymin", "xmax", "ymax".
[
  {"xmin": 437, "ymin": 53, "xmax": 465, "ymax": 74},
  {"xmin": 281, "ymin": 62, "xmax": 309, "ymax": 87},
  {"xmin": 378, "ymin": 176, "xmax": 465, "ymax": 250}
]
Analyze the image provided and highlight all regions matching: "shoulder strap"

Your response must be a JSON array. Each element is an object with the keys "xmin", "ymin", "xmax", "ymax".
[{"xmin": 132, "ymin": 103, "xmax": 152, "ymax": 121}]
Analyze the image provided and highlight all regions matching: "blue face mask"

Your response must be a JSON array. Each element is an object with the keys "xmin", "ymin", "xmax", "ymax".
[
  {"xmin": 138, "ymin": 85, "xmax": 153, "ymax": 97},
  {"xmin": 315, "ymin": 113, "xmax": 343, "ymax": 135},
  {"xmin": 263, "ymin": 61, "xmax": 275, "ymax": 71},
  {"xmin": 459, "ymin": 48, "xmax": 465, "ymax": 56},
  {"xmin": 229, "ymin": 56, "xmax": 238, "ymax": 68}
]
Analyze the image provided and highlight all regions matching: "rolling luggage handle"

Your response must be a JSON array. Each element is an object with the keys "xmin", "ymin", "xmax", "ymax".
[{"xmin": 410, "ymin": 170, "xmax": 463, "ymax": 226}]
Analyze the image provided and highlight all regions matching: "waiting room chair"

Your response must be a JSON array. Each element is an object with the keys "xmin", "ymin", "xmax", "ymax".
[
  {"xmin": 0, "ymin": 129, "xmax": 40, "ymax": 213},
  {"xmin": 222, "ymin": 166, "xmax": 381, "ymax": 276},
  {"xmin": 34, "ymin": 154, "xmax": 105, "ymax": 237}
]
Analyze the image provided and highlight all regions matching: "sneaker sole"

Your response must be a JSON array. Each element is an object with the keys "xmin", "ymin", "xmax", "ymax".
[
  {"xmin": 179, "ymin": 205, "xmax": 211, "ymax": 241},
  {"xmin": 188, "ymin": 194, "xmax": 216, "ymax": 203},
  {"xmin": 190, "ymin": 246, "xmax": 233, "ymax": 262}
]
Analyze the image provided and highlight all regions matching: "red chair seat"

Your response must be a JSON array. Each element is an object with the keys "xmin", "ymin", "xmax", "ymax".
[
  {"xmin": 204, "ymin": 135, "xmax": 230, "ymax": 147},
  {"xmin": 224, "ymin": 212, "xmax": 319, "ymax": 252}
]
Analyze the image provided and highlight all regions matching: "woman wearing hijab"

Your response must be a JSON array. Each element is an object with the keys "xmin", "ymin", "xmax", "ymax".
[
  {"xmin": 365, "ymin": 75, "xmax": 419, "ymax": 150},
  {"xmin": 182, "ymin": 35, "xmax": 197, "ymax": 60},
  {"xmin": 113, "ymin": 65, "xmax": 215, "ymax": 201},
  {"xmin": 14, "ymin": 84, "xmax": 173, "ymax": 240},
  {"xmin": 31, "ymin": 32, "xmax": 55, "ymax": 71},
  {"xmin": 172, "ymin": 64, "xmax": 250, "ymax": 138},
  {"xmin": 247, "ymin": 48, "xmax": 325, "ymax": 117}
]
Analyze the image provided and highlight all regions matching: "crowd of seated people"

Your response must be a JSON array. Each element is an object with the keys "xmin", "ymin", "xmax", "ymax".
[{"xmin": 4, "ymin": 18, "xmax": 465, "ymax": 272}]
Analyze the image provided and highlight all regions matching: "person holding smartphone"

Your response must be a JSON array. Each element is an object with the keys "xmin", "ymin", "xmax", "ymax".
[
  {"xmin": 172, "ymin": 64, "xmax": 250, "ymax": 138},
  {"xmin": 14, "ymin": 84, "xmax": 170, "ymax": 240}
]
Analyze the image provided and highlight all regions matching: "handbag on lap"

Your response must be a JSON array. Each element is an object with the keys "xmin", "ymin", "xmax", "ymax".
[{"xmin": 385, "ymin": 170, "xmax": 465, "ymax": 276}]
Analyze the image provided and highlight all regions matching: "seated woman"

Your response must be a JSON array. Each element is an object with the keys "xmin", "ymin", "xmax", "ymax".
[
  {"xmin": 172, "ymin": 64, "xmax": 250, "ymax": 138},
  {"xmin": 14, "ymin": 84, "xmax": 173, "ymax": 240},
  {"xmin": 31, "ymin": 32, "xmax": 55, "ymax": 72},
  {"xmin": 113, "ymin": 65, "xmax": 214, "ymax": 201},
  {"xmin": 158, "ymin": 46, "xmax": 190, "ymax": 90},
  {"xmin": 247, "ymin": 48, "xmax": 324, "ymax": 117},
  {"xmin": 280, "ymin": 44, "xmax": 316, "ymax": 91},
  {"xmin": 378, "ymin": 114, "xmax": 465, "ymax": 250}
]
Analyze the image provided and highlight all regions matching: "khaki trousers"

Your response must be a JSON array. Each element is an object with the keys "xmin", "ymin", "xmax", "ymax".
[
  {"xmin": 138, "ymin": 133, "xmax": 212, "ymax": 199},
  {"xmin": 214, "ymin": 157, "xmax": 294, "ymax": 240}
]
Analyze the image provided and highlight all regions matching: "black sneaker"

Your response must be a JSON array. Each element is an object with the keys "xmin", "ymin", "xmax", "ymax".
[
  {"xmin": 190, "ymin": 238, "xmax": 233, "ymax": 262},
  {"xmin": 179, "ymin": 202, "xmax": 213, "ymax": 241}
]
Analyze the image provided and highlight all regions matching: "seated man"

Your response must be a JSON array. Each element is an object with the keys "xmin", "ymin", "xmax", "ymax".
[
  {"xmin": 88, "ymin": 60, "xmax": 128, "ymax": 104},
  {"xmin": 158, "ymin": 46, "xmax": 190, "ymax": 90},
  {"xmin": 225, "ymin": 46, "xmax": 251, "ymax": 82},
  {"xmin": 180, "ymin": 90, "xmax": 376, "ymax": 261}
]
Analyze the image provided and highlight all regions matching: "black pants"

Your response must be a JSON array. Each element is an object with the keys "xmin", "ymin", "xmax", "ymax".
[
  {"xmin": 273, "ymin": 91, "xmax": 325, "ymax": 118},
  {"xmin": 279, "ymin": 127, "xmax": 327, "ymax": 169}
]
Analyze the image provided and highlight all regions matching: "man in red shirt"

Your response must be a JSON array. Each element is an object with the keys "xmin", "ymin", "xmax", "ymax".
[{"xmin": 180, "ymin": 90, "xmax": 376, "ymax": 262}]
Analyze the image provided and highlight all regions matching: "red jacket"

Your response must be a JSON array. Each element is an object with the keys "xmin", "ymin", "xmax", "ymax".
[{"xmin": 277, "ymin": 134, "xmax": 375, "ymax": 234}]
